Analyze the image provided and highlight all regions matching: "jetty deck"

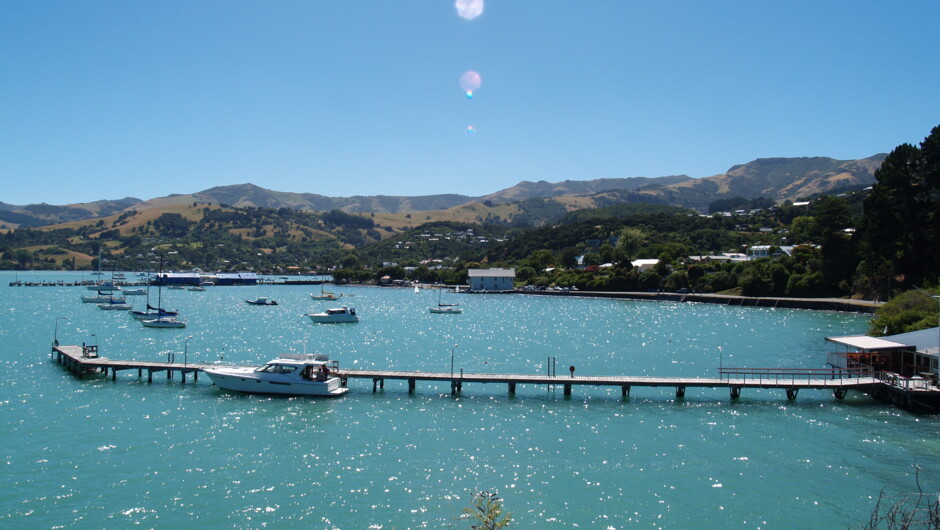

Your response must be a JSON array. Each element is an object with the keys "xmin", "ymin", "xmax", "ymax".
[
  {"xmin": 51, "ymin": 345, "xmax": 939, "ymax": 409},
  {"xmin": 52, "ymin": 345, "xmax": 213, "ymax": 383},
  {"xmin": 332, "ymin": 367, "xmax": 880, "ymax": 400}
]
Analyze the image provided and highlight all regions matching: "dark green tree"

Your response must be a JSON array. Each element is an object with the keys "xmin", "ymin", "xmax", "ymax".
[{"xmin": 858, "ymin": 126, "xmax": 940, "ymax": 299}]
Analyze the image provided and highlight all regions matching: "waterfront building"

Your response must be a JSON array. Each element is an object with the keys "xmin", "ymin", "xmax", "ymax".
[{"xmin": 467, "ymin": 268, "xmax": 515, "ymax": 291}]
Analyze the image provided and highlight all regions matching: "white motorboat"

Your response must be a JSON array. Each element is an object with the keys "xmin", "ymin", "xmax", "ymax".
[
  {"xmin": 307, "ymin": 307, "xmax": 359, "ymax": 323},
  {"xmin": 203, "ymin": 353, "xmax": 348, "ymax": 397},
  {"xmin": 122, "ymin": 288, "xmax": 147, "ymax": 295},
  {"xmin": 246, "ymin": 297, "xmax": 278, "ymax": 305},
  {"xmin": 141, "ymin": 316, "xmax": 187, "ymax": 328}
]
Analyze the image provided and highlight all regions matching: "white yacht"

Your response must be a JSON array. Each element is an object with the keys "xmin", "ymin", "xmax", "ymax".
[
  {"xmin": 98, "ymin": 298, "xmax": 131, "ymax": 311},
  {"xmin": 203, "ymin": 354, "xmax": 348, "ymax": 397},
  {"xmin": 307, "ymin": 307, "xmax": 359, "ymax": 323},
  {"xmin": 81, "ymin": 291, "xmax": 127, "ymax": 303},
  {"xmin": 429, "ymin": 306, "xmax": 463, "ymax": 314},
  {"xmin": 141, "ymin": 316, "xmax": 187, "ymax": 328}
]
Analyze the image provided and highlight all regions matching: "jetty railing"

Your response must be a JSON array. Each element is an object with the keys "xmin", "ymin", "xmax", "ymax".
[
  {"xmin": 718, "ymin": 366, "xmax": 874, "ymax": 384},
  {"xmin": 875, "ymin": 371, "xmax": 938, "ymax": 391}
]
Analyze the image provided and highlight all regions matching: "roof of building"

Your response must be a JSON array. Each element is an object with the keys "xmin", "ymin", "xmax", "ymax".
[
  {"xmin": 157, "ymin": 272, "xmax": 201, "ymax": 279},
  {"xmin": 885, "ymin": 327, "xmax": 939, "ymax": 357},
  {"xmin": 467, "ymin": 268, "xmax": 516, "ymax": 278},
  {"xmin": 825, "ymin": 335, "xmax": 910, "ymax": 351},
  {"xmin": 216, "ymin": 272, "xmax": 258, "ymax": 280}
]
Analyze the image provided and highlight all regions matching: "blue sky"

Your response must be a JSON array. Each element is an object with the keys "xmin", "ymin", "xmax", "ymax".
[{"xmin": 2, "ymin": 1, "xmax": 938, "ymax": 206}]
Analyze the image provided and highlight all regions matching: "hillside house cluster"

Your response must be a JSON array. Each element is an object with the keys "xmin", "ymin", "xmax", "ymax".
[{"xmin": 393, "ymin": 228, "xmax": 508, "ymax": 250}]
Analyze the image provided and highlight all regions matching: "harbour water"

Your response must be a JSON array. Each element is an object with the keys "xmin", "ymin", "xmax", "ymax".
[{"xmin": 1, "ymin": 271, "xmax": 938, "ymax": 528}]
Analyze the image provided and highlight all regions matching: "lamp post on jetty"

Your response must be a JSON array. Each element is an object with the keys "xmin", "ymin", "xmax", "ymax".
[
  {"xmin": 184, "ymin": 335, "xmax": 193, "ymax": 367},
  {"xmin": 450, "ymin": 344, "xmax": 459, "ymax": 378},
  {"xmin": 53, "ymin": 316, "xmax": 67, "ymax": 346},
  {"xmin": 718, "ymin": 346, "xmax": 723, "ymax": 378}
]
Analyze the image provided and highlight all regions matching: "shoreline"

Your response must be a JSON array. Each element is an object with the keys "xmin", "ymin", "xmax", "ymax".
[{"xmin": 512, "ymin": 289, "xmax": 882, "ymax": 314}]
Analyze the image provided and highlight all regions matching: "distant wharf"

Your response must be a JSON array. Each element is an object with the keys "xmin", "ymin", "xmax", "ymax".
[{"xmin": 51, "ymin": 344, "xmax": 940, "ymax": 410}]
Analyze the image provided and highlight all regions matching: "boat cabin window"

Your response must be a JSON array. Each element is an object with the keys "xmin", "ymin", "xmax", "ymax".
[{"xmin": 256, "ymin": 364, "xmax": 298, "ymax": 374}]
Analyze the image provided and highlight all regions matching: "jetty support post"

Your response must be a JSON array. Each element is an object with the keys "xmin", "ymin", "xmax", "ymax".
[
  {"xmin": 408, "ymin": 378, "xmax": 415, "ymax": 394},
  {"xmin": 563, "ymin": 384, "xmax": 572, "ymax": 396},
  {"xmin": 676, "ymin": 386, "xmax": 686, "ymax": 398},
  {"xmin": 508, "ymin": 382, "xmax": 516, "ymax": 395},
  {"xmin": 730, "ymin": 386, "xmax": 741, "ymax": 399},
  {"xmin": 786, "ymin": 387, "xmax": 799, "ymax": 400},
  {"xmin": 621, "ymin": 385, "xmax": 630, "ymax": 398},
  {"xmin": 833, "ymin": 388, "xmax": 847, "ymax": 400}
]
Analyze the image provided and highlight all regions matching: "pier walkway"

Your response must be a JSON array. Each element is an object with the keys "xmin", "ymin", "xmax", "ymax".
[
  {"xmin": 333, "ymin": 367, "xmax": 880, "ymax": 401},
  {"xmin": 52, "ymin": 345, "xmax": 212, "ymax": 383},
  {"xmin": 51, "ymin": 345, "xmax": 939, "ymax": 409}
]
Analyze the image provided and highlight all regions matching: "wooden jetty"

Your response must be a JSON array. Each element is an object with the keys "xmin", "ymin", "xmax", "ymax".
[
  {"xmin": 332, "ymin": 367, "xmax": 882, "ymax": 401},
  {"xmin": 50, "ymin": 345, "xmax": 940, "ymax": 410},
  {"xmin": 52, "ymin": 345, "xmax": 212, "ymax": 384}
]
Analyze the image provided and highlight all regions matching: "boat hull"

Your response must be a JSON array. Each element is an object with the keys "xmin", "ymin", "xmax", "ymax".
[
  {"xmin": 307, "ymin": 314, "xmax": 359, "ymax": 323},
  {"xmin": 204, "ymin": 368, "xmax": 348, "ymax": 397},
  {"xmin": 82, "ymin": 295, "xmax": 127, "ymax": 303},
  {"xmin": 130, "ymin": 310, "xmax": 178, "ymax": 320},
  {"xmin": 141, "ymin": 318, "xmax": 187, "ymax": 328},
  {"xmin": 429, "ymin": 307, "xmax": 463, "ymax": 314},
  {"xmin": 99, "ymin": 303, "xmax": 131, "ymax": 310}
]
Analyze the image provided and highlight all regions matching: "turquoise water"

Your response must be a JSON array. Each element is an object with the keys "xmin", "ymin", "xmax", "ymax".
[{"xmin": 1, "ymin": 271, "xmax": 938, "ymax": 528}]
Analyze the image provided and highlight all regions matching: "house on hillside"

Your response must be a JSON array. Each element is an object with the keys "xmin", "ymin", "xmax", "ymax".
[
  {"xmin": 468, "ymin": 268, "xmax": 515, "ymax": 291},
  {"xmin": 747, "ymin": 245, "xmax": 772, "ymax": 259},
  {"xmin": 630, "ymin": 259, "xmax": 659, "ymax": 272}
]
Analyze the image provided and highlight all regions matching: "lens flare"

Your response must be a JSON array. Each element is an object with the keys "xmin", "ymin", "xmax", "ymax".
[
  {"xmin": 455, "ymin": 0, "xmax": 484, "ymax": 20},
  {"xmin": 460, "ymin": 71, "xmax": 481, "ymax": 98},
  {"xmin": 466, "ymin": 125, "xmax": 476, "ymax": 136}
]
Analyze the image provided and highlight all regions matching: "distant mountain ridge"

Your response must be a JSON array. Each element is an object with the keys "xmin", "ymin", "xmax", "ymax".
[
  {"xmin": 481, "ymin": 175, "xmax": 693, "ymax": 202},
  {"xmin": 0, "ymin": 154, "xmax": 886, "ymax": 229},
  {"xmin": 135, "ymin": 184, "xmax": 477, "ymax": 215},
  {"xmin": 0, "ymin": 197, "xmax": 141, "ymax": 228}
]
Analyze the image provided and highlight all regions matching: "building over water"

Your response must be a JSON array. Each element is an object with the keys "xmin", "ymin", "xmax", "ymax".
[{"xmin": 826, "ymin": 327, "xmax": 939, "ymax": 379}]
